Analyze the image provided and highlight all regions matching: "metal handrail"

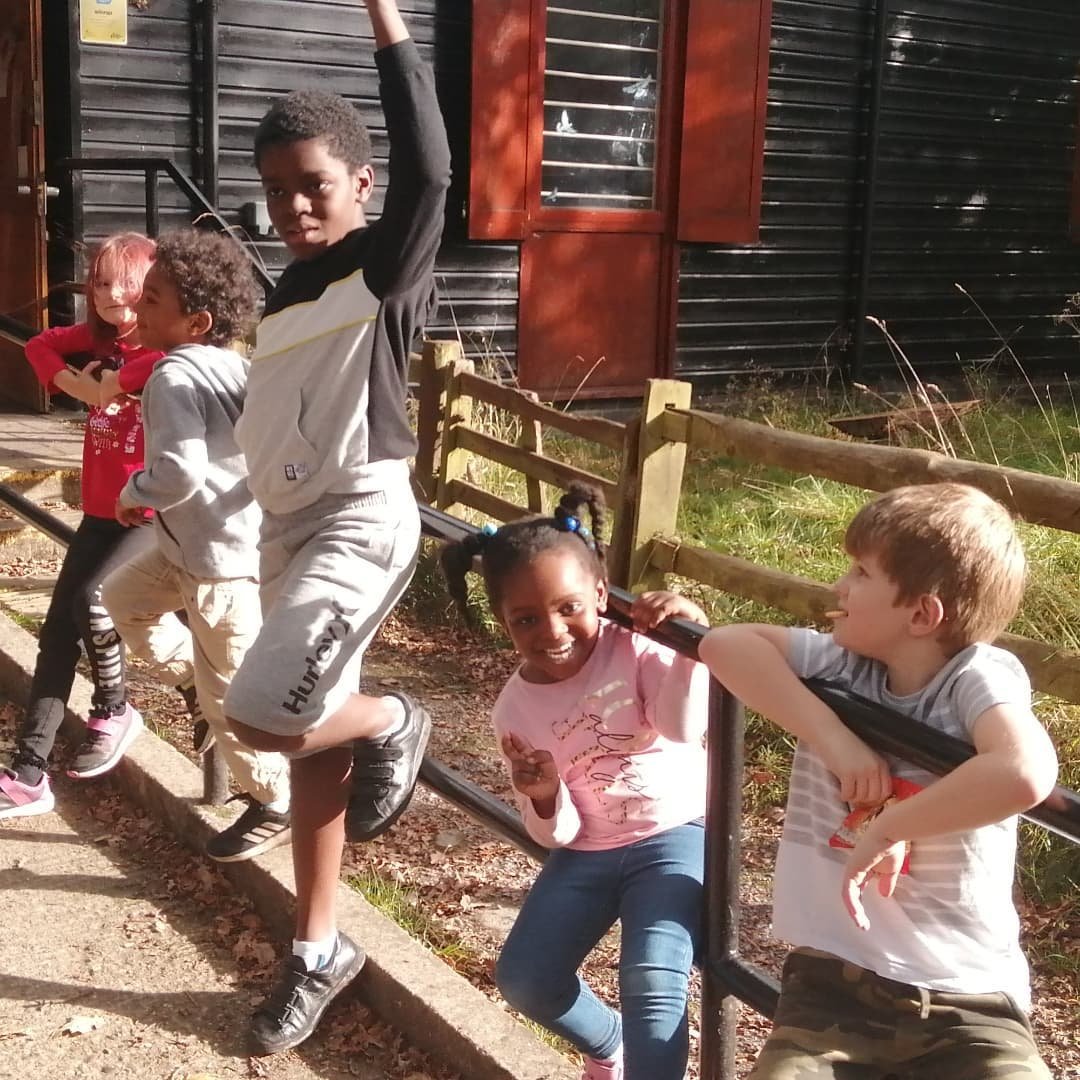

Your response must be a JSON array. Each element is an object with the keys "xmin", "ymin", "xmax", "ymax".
[{"xmin": 54, "ymin": 156, "xmax": 275, "ymax": 297}]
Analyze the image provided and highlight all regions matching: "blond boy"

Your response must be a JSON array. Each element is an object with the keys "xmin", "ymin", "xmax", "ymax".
[{"xmin": 699, "ymin": 483, "xmax": 1057, "ymax": 1079}]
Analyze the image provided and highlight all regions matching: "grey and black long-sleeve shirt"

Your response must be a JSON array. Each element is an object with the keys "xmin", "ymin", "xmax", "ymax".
[{"xmin": 235, "ymin": 38, "xmax": 452, "ymax": 515}]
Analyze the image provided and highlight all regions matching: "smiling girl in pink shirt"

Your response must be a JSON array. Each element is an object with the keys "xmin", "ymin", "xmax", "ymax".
[{"xmin": 441, "ymin": 484, "xmax": 711, "ymax": 1080}]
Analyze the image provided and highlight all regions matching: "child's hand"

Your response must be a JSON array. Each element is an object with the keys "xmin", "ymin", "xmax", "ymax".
[
  {"xmin": 501, "ymin": 732, "xmax": 560, "ymax": 803},
  {"xmin": 98, "ymin": 368, "xmax": 124, "ymax": 407},
  {"xmin": 57, "ymin": 361, "xmax": 105, "ymax": 406},
  {"xmin": 841, "ymin": 822, "xmax": 910, "ymax": 931},
  {"xmin": 115, "ymin": 498, "xmax": 148, "ymax": 527},
  {"xmin": 630, "ymin": 590, "xmax": 708, "ymax": 632},
  {"xmin": 818, "ymin": 724, "xmax": 893, "ymax": 807}
]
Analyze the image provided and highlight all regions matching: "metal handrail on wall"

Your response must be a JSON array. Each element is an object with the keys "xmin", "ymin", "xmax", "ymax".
[{"xmin": 54, "ymin": 156, "xmax": 276, "ymax": 298}]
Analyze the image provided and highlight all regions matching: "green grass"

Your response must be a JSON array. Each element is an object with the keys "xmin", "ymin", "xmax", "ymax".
[{"xmin": 346, "ymin": 869, "xmax": 474, "ymax": 966}]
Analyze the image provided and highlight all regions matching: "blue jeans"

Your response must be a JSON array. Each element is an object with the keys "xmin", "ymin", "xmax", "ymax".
[{"xmin": 496, "ymin": 821, "xmax": 705, "ymax": 1080}]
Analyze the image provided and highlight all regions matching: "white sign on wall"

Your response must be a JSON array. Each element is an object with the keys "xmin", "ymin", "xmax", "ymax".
[{"xmin": 80, "ymin": 0, "xmax": 128, "ymax": 46}]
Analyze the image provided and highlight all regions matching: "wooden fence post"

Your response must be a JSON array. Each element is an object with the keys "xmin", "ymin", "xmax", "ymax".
[
  {"xmin": 520, "ymin": 390, "xmax": 547, "ymax": 515},
  {"xmin": 435, "ymin": 357, "xmax": 476, "ymax": 516},
  {"xmin": 607, "ymin": 414, "xmax": 641, "ymax": 589},
  {"xmin": 627, "ymin": 378, "xmax": 693, "ymax": 592},
  {"xmin": 415, "ymin": 338, "xmax": 464, "ymax": 503}
]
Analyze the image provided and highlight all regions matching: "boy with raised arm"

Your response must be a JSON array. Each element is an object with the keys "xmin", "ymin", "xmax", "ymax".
[
  {"xmin": 699, "ymin": 483, "xmax": 1057, "ymax": 1079},
  {"xmin": 222, "ymin": 0, "xmax": 451, "ymax": 1056}
]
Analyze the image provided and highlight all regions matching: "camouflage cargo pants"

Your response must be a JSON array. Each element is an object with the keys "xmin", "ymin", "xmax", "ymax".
[{"xmin": 749, "ymin": 948, "xmax": 1050, "ymax": 1080}]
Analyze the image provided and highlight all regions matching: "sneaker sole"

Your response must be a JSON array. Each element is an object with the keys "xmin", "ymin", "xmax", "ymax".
[
  {"xmin": 346, "ymin": 706, "xmax": 432, "ymax": 843},
  {"xmin": 249, "ymin": 945, "xmax": 367, "ymax": 1056},
  {"xmin": 206, "ymin": 826, "xmax": 292, "ymax": 864},
  {"xmin": 0, "ymin": 791, "xmax": 56, "ymax": 820},
  {"xmin": 66, "ymin": 711, "xmax": 144, "ymax": 780}
]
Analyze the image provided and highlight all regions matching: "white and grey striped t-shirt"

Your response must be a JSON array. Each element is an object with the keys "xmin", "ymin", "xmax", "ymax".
[{"xmin": 773, "ymin": 629, "xmax": 1033, "ymax": 1009}]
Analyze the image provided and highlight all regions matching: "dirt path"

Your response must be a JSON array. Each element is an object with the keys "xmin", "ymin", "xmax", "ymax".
[{"xmin": 0, "ymin": 753, "xmax": 455, "ymax": 1080}]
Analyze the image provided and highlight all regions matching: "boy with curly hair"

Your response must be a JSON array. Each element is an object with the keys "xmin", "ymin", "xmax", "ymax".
[
  {"xmin": 101, "ymin": 228, "xmax": 292, "ymax": 863},
  {"xmin": 218, "ymin": 0, "xmax": 451, "ymax": 1056},
  {"xmin": 700, "ymin": 483, "xmax": 1058, "ymax": 1079}
]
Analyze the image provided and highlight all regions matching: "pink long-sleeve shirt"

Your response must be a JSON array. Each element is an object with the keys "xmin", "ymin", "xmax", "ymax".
[{"xmin": 491, "ymin": 620, "xmax": 709, "ymax": 851}]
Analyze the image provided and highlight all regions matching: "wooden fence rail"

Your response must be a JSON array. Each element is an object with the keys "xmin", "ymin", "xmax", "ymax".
[{"xmin": 662, "ymin": 408, "xmax": 1080, "ymax": 534}]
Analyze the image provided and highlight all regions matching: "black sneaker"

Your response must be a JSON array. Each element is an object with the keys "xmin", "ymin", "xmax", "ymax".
[
  {"xmin": 249, "ymin": 932, "xmax": 366, "ymax": 1056},
  {"xmin": 346, "ymin": 692, "xmax": 431, "ymax": 842},
  {"xmin": 193, "ymin": 717, "xmax": 214, "ymax": 755},
  {"xmin": 180, "ymin": 684, "xmax": 215, "ymax": 755},
  {"xmin": 205, "ymin": 796, "xmax": 291, "ymax": 863}
]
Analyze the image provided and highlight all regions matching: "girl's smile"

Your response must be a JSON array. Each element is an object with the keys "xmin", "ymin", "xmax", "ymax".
[{"xmin": 498, "ymin": 548, "xmax": 608, "ymax": 684}]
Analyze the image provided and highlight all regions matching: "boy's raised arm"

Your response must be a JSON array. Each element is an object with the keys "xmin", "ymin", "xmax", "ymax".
[
  {"xmin": 365, "ymin": 0, "xmax": 409, "ymax": 49},
  {"xmin": 699, "ymin": 624, "xmax": 892, "ymax": 805}
]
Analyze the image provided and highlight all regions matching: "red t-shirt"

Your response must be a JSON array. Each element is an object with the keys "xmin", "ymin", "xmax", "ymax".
[{"xmin": 24, "ymin": 323, "xmax": 164, "ymax": 518}]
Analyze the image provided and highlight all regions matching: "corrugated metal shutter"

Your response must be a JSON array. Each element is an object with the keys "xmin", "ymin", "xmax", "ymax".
[{"xmin": 677, "ymin": 0, "xmax": 1080, "ymax": 382}]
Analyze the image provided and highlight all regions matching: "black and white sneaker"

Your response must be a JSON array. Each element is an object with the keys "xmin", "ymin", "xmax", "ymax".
[
  {"xmin": 192, "ymin": 717, "xmax": 214, "ymax": 756},
  {"xmin": 249, "ymin": 932, "xmax": 366, "ymax": 1056},
  {"xmin": 345, "ymin": 692, "xmax": 431, "ymax": 842},
  {"xmin": 205, "ymin": 796, "xmax": 291, "ymax": 863}
]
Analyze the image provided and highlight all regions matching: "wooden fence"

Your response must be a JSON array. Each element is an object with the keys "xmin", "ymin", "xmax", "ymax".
[{"xmin": 412, "ymin": 339, "xmax": 1080, "ymax": 705}]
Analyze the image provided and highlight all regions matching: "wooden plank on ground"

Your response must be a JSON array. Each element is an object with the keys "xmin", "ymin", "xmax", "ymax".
[{"xmin": 662, "ymin": 409, "xmax": 1080, "ymax": 534}]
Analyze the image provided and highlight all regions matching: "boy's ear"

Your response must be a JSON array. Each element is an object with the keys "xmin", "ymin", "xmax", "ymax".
[
  {"xmin": 189, "ymin": 309, "xmax": 214, "ymax": 340},
  {"xmin": 909, "ymin": 593, "xmax": 946, "ymax": 638},
  {"xmin": 354, "ymin": 164, "xmax": 375, "ymax": 205}
]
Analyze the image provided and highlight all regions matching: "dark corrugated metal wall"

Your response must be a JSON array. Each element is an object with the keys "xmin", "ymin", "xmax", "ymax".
[
  {"xmin": 678, "ymin": 0, "xmax": 1080, "ymax": 381},
  {"xmin": 54, "ymin": 0, "xmax": 1080, "ymax": 383}
]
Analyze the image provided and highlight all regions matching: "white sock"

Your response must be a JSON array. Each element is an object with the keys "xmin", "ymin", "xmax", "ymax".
[
  {"xmin": 379, "ymin": 695, "xmax": 407, "ymax": 737},
  {"xmin": 264, "ymin": 796, "xmax": 290, "ymax": 814},
  {"xmin": 292, "ymin": 932, "xmax": 338, "ymax": 972}
]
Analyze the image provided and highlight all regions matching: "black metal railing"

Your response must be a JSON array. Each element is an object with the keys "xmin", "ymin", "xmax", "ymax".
[
  {"xmin": 54, "ymin": 156, "xmax": 275, "ymax": 297},
  {"xmin": 416, "ymin": 503, "xmax": 1080, "ymax": 1080}
]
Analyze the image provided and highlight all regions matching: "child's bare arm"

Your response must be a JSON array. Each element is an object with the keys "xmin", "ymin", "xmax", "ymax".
[
  {"xmin": 53, "ymin": 363, "xmax": 105, "ymax": 407},
  {"xmin": 851, "ymin": 702, "xmax": 1055, "ymax": 849},
  {"xmin": 364, "ymin": 0, "xmax": 409, "ymax": 48},
  {"xmin": 841, "ymin": 702, "xmax": 1057, "ymax": 929},
  {"xmin": 699, "ymin": 624, "xmax": 892, "ymax": 805}
]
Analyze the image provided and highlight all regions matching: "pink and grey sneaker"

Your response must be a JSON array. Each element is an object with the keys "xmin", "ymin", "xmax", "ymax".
[
  {"xmin": 67, "ymin": 703, "xmax": 143, "ymax": 779},
  {"xmin": 581, "ymin": 1045, "xmax": 623, "ymax": 1080},
  {"xmin": 0, "ymin": 767, "xmax": 56, "ymax": 820}
]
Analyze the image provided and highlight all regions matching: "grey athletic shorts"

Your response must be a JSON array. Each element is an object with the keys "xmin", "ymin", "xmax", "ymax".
[{"xmin": 224, "ymin": 482, "xmax": 420, "ymax": 741}]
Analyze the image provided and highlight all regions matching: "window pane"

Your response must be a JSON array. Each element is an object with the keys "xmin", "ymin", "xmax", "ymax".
[{"xmin": 542, "ymin": 2, "xmax": 663, "ymax": 211}]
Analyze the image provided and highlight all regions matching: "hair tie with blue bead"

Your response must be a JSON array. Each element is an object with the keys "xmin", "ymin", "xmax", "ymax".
[{"xmin": 555, "ymin": 506, "xmax": 595, "ymax": 549}]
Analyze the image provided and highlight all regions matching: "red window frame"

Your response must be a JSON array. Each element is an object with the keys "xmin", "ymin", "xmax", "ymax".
[{"xmin": 469, "ymin": 0, "xmax": 773, "ymax": 245}]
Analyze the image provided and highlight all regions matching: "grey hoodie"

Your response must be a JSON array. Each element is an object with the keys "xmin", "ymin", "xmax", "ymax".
[{"xmin": 119, "ymin": 343, "xmax": 260, "ymax": 580}]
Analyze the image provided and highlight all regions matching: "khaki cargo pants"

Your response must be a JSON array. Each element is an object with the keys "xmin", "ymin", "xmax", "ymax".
[
  {"xmin": 750, "ymin": 948, "xmax": 1050, "ymax": 1080},
  {"xmin": 101, "ymin": 545, "xmax": 290, "ymax": 807}
]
